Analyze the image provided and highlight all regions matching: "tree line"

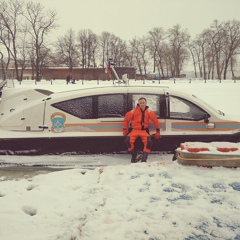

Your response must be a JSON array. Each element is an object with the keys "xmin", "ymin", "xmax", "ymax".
[{"xmin": 1, "ymin": 0, "xmax": 240, "ymax": 81}]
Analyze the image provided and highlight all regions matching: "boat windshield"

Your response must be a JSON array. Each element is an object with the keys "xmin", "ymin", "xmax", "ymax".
[{"xmin": 192, "ymin": 94, "xmax": 225, "ymax": 116}]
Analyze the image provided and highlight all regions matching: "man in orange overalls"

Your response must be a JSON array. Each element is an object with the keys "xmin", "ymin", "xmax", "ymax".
[{"xmin": 123, "ymin": 97, "xmax": 160, "ymax": 162}]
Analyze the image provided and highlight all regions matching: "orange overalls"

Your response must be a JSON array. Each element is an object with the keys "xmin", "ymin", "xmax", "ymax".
[{"xmin": 123, "ymin": 105, "xmax": 160, "ymax": 153}]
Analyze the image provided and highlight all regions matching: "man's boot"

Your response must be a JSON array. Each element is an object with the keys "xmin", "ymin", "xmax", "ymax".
[
  {"xmin": 131, "ymin": 149, "xmax": 137, "ymax": 163},
  {"xmin": 141, "ymin": 152, "xmax": 149, "ymax": 162}
]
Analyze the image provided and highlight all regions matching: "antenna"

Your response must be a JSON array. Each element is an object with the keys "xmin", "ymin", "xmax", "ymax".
[
  {"xmin": 107, "ymin": 59, "xmax": 129, "ymax": 86},
  {"xmin": 108, "ymin": 59, "xmax": 120, "ymax": 80}
]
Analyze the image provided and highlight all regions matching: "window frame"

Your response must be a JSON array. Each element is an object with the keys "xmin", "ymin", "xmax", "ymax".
[{"xmin": 51, "ymin": 93, "xmax": 128, "ymax": 119}]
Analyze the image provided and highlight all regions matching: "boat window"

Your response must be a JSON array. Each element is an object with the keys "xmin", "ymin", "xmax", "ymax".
[
  {"xmin": 98, "ymin": 94, "xmax": 125, "ymax": 118},
  {"xmin": 132, "ymin": 94, "xmax": 160, "ymax": 117},
  {"xmin": 168, "ymin": 96, "xmax": 206, "ymax": 120},
  {"xmin": 52, "ymin": 97, "xmax": 93, "ymax": 119}
]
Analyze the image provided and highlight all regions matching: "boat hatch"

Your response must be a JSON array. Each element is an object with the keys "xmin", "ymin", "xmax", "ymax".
[{"xmin": 0, "ymin": 94, "xmax": 26, "ymax": 127}]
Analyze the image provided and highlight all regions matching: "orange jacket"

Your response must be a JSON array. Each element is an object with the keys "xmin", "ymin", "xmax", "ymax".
[{"xmin": 123, "ymin": 105, "xmax": 160, "ymax": 131}]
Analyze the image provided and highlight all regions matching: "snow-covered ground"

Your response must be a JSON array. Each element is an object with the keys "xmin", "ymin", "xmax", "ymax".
[{"xmin": 1, "ymin": 79, "xmax": 240, "ymax": 240}]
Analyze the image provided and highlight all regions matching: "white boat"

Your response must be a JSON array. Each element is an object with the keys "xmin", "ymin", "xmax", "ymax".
[{"xmin": 1, "ymin": 76, "xmax": 240, "ymax": 155}]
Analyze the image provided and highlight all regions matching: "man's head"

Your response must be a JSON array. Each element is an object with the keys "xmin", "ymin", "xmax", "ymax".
[{"xmin": 138, "ymin": 97, "xmax": 147, "ymax": 111}]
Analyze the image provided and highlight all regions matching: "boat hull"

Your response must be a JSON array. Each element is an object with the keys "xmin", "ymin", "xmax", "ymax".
[
  {"xmin": 0, "ymin": 134, "xmax": 239, "ymax": 155},
  {"xmin": 0, "ymin": 137, "xmax": 128, "ymax": 155}
]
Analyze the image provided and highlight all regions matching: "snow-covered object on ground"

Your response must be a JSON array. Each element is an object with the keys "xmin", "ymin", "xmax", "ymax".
[
  {"xmin": 179, "ymin": 142, "xmax": 240, "ymax": 154},
  {"xmin": 176, "ymin": 142, "xmax": 240, "ymax": 168}
]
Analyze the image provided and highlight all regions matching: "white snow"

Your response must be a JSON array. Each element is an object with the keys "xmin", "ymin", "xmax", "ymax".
[{"xmin": 1, "ymin": 79, "xmax": 240, "ymax": 240}]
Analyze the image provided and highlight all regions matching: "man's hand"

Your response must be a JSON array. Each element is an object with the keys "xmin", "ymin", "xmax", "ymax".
[
  {"xmin": 154, "ymin": 129, "xmax": 160, "ymax": 139},
  {"xmin": 123, "ymin": 128, "xmax": 128, "ymax": 136}
]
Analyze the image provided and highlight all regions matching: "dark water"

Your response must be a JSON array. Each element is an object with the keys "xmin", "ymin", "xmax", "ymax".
[{"xmin": 0, "ymin": 166, "xmax": 69, "ymax": 181}]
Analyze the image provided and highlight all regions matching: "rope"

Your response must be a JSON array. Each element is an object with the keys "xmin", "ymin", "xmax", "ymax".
[{"xmin": 177, "ymin": 153, "xmax": 240, "ymax": 161}]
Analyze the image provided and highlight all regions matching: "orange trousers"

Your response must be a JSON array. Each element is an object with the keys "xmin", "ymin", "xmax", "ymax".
[{"xmin": 127, "ymin": 129, "xmax": 151, "ymax": 153}]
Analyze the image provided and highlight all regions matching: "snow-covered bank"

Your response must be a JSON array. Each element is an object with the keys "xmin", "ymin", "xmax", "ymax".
[{"xmin": 1, "ymin": 161, "xmax": 240, "ymax": 240}]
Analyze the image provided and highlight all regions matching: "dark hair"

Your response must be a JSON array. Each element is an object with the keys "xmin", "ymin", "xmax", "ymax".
[{"xmin": 138, "ymin": 97, "xmax": 146, "ymax": 102}]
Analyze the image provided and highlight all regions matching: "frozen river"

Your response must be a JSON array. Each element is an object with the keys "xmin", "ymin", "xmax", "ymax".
[{"xmin": 0, "ymin": 152, "xmax": 173, "ymax": 180}]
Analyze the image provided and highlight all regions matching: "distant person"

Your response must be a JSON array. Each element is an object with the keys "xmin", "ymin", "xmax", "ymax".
[
  {"xmin": 123, "ymin": 97, "xmax": 160, "ymax": 163},
  {"xmin": 66, "ymin": 74, "xmax": 72, "ymax": 84},
  {"xmin": 71, "ymin": 77, "xmax": 76, "ymax": 84}
]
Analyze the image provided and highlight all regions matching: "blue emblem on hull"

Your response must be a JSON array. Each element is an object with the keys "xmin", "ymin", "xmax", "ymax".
[{"xmin": 51, "ymin": 112, "xmax": 66, "ymax": 133}]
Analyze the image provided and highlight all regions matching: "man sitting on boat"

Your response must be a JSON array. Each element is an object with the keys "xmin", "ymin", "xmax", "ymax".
[{"xmin": 123, "ymin": 97, "xmax": 160, "ymax": 163}]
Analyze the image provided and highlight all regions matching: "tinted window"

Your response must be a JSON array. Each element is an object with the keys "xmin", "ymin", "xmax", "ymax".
[
  {"xmin": 98, "ymin": 94, "xmax": 125, "ymax": 118},
  {"xmin": 52, "ymin": 94, "xmax": 125, "ymax": 119},
  {"xmin": 169, "ymin": 96, "xmax": 206, "ymax": 120},
  {"xmin": 52, "ymin": 97, "xmax": 93, "ymax": 119}
]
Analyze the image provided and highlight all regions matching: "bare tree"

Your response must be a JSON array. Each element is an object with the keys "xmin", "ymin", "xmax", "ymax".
[
  {"xmin": 109, "ymin": 36, "xmax": 126, "ymax": 67},
  {"xmin": 139, "ymin": 36, "xmax": 149, "ymax": 78},
  {"xmin": 18, "ymin": 29, "xmax": 30, "ymax": 80},
  {"xmin": 209, "ymin": 20, "xmax": 226, "ymax": 80},
  {"xmin": 55, "ymin": 29, "xmax": 78, "ymax": 72},
  {"xmin": 99, "ymin": 31, "xmax": 112, "ymax": 68},
  {"xmin": 0, "ymin": 49, "xmax": 10, "ymax": 80},
  {"xmin": 193, "ymin": 30, "xmax": 214, "ymax": 79},
  {"xmin": 123, "ymin": 42, "xmax": 135, "ymax": 67},
  {"xmin": 98, "ymin": 32, "xmax": 127, "ymax": 68},
  {"xmin": 0, "ymin": 0, "xmax": 24, "ymax": 80},
  {"xmin": 186, "ymin": 38, "xmax": 199, "ymax": 78},
  {"xmin": 167, "ymin": 25, "xmax": 190, "ymax": 77},
  {"xmin": 155, "ymin": 42, "xmax": 170, "ymax": 78},
  {"xmin": 181, "ymin": 19, "xmax": 240, "ymax": 80},
  {"xmin": 221, "ymin": 20, "xmax": 240, "ymax": 79},
  {"xmin": 86, "ymin": 30, "xmax": 98, "ymax": 79},
  {"xmin": 23, "ymin": 1, "xmax": 57, "ymax": 81},
  {"xmin": 148, "ymin": 27, "xmax": 166, "ymax": 75},
  {"xmin": 86, "ymin": 30, "xmax": 98, "ymax": 68},
  {"xmin": 77, "ymin": 29, "xmax": 98, "ymax": 78},
  {"xmin": 129, "ymin": 37, "xmax": 149, "ymax": 79}
]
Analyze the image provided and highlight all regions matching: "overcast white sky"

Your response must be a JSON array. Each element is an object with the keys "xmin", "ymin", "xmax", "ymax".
[{"xmin": 31, "ymin": 0, "xmax": 240, "ymax": 41}]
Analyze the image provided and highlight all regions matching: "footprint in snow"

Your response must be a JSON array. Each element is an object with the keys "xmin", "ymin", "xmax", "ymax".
[
  {"xmin": 0, "ymin": 192, "xmax": 5, "ymax": 197},
  {"xmin": 26, "ymin": 184, "xmax": 38, "ymax": 191},
  {"xmin": 22, "ymin": 206, "xmax": 37, "ymax": 216}
]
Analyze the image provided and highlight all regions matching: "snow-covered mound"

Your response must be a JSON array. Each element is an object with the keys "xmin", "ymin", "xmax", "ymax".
[{"xmin": 1, "ymin": 161, "xmax": 240, "ymax": 240}]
